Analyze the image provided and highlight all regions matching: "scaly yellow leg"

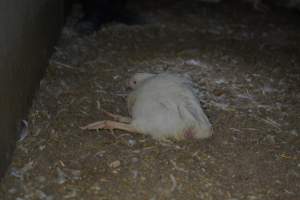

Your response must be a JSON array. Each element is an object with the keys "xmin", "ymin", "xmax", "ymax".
[
  {"xmin": 80, "ymin": 120, "xmax": 140, "ymax": 134},
  {"xmin": 102, "ymin": 110, "xmax": 131, "ymax": 123}
]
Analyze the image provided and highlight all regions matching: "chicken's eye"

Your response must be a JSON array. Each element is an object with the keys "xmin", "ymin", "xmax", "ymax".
[{"xmin": 133, "ymin": 81, "xmax": 137, "ymax": 84}]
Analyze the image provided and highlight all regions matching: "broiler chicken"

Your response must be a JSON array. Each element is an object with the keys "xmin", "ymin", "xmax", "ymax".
[{"xmin": 81, "ymin": 73, "xmax": 212, "ymax": 140}]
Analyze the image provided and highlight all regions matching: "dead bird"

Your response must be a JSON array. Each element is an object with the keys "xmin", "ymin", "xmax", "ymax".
[{"xmin": 81, "ymin": 73, "xmax": 212, "ymax": 140}]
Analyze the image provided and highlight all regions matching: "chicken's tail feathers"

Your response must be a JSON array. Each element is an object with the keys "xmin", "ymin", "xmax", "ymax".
[{"xmin": 178, "ymin": 103, "xmax": 212, "ymax": 138}]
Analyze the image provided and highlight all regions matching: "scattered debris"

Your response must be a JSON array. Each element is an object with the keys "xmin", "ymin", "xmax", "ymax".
[
  {"xmin": 17, "ymin": 120, "xmax": 29, "ymax": 142},
  {"xmin": 170, "ymin": 160, "xmax": 188, "ymax": 173},
  {"xmin": 127, "ymin": 139, "xmax": 137, "ymax": 147},
  {"xmin": 169, "ymin": 174, "xmax": 177, "ymax": 192},
  {"xmin": 109, "ymin": 160, "xmax": 121, "ymax": 168},
  {"xmin": 56, "ymin": 167, "xmax": 67, "ymax": 184},
  {"xmin": 261, "ymin": 117, "xmax": 282, "ymax": 130},
  {"xmin": 10, "ymin": 161, "xmax": 34, "ymax": 180}
]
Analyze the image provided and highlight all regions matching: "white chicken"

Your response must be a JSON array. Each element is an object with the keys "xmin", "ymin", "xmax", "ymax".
[{"xmin": 81, "ymin": 73, "xmax": 212, "ymax": 140}]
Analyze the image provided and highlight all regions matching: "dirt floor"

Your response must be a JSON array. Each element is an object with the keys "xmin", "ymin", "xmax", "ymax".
[{"xmin": 1, "ymin": 1, "xmax": 300, "ymax": 199}]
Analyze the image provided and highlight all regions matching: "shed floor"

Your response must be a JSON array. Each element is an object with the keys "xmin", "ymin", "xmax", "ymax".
[{"xmin": 1, "ymin": 1, "xmax": 299, "ymax": 200}]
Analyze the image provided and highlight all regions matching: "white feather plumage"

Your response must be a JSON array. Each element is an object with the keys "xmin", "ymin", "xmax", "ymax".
[{"xmin": 128, "ymin": 73, "xmax": 212, "ymax": 140}]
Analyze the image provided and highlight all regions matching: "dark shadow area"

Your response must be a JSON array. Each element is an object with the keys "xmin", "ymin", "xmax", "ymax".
[{"xmin": 0, "ymin": 0, "xmax": 63, "ymax": 180}]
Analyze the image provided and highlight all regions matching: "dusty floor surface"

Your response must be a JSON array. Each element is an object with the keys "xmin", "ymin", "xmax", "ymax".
[{"xmin": 1, "ymin": 1, "xmax": 300, "ymax": 199}]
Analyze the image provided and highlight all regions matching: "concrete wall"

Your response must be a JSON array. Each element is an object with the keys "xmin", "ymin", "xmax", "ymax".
[{"xmin": 0, "ymin": 0, "xmax": 64, "ymax": 178}]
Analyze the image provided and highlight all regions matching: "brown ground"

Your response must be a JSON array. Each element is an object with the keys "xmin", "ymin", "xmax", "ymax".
[{"xmin": 0, "ymin": 1, "xmax": 299, "ymax": 200}]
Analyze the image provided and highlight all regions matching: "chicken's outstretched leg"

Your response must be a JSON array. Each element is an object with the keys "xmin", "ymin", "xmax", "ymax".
[
  {"xmin": 80, "ymin": 120, "xmax": 140, "ymax": 134},
  {"xmin": 102, "ymin": 110, "xmax": 131, "ymax": 123}
]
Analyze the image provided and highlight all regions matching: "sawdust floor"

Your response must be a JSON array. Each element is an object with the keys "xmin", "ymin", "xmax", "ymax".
[{"xmin": 1, "ymin": 1, "xmax": 299, "ymax": 200}]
